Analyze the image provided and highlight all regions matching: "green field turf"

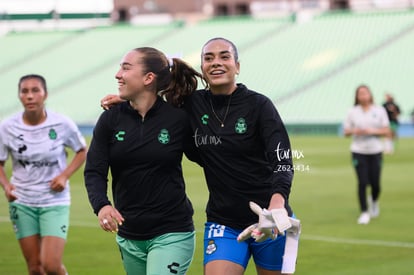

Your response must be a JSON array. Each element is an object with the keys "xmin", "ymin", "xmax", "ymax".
[{"xmin": 1, "ymin": 136, "xmax": 413, "ymax": 274}]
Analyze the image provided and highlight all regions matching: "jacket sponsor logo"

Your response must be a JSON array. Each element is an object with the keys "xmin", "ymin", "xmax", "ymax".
[
  {"xmin": 193, "ymin": 128, "xmax": 222, "ymax": 147},
  {"xmin": 115, "ymin": 131, "xmax": 125, "ymax": 141},
  {"xmin": 201, "ymin": 114, "xmax": 209, "ymax": 125}
]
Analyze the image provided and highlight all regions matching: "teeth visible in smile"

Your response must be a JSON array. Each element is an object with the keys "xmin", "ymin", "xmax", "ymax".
[{"xmin": 211, "ymin": 70, "xmax": 224, "ymax": 75}]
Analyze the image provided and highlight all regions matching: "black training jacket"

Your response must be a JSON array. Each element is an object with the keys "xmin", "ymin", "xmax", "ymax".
[
  {"xmin": 184, "ymin": 84, "xmax": 294, "ymax": 229},
  {"xmin": 84, "ymin": 97, "xmax": 194, "ymax": 240}
]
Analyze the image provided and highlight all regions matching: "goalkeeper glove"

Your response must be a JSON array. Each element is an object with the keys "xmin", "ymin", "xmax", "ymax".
[{"xmin": 237, "ymin": 201, "xmax": 293, "ymax": 242}]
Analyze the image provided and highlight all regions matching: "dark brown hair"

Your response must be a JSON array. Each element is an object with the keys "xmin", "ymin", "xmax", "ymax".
[
  {"xmin": 18, "ymin": 74, "xmax": 48, "ymax": 93},
  {"xmin": 201, "ymin": 37, "xmax": 239, "ymax": 62},
  {"xmin": 134, "ymin": 47, "xmax": 202, "ymax": 107},
  {"xmin": 354, "ymin": 84, "xmax": 373, "ymax": 106}
]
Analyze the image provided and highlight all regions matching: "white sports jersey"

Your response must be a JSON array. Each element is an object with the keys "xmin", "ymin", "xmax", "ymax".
[
  {"xmin": 343, "ymin": 105, "xmax": 389, "ymax": 154},
  {"xmin": 0, "ymin": 110, "xmax": 86, "ymax": 207}
]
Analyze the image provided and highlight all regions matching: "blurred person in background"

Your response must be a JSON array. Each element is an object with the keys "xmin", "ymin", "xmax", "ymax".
[
  {"xmin": 411, "ymin": 108, "xmax": 414, "ymax": 125},
  {"xmin": 382, "ymin": 93, "xmax": 401, "ymax": 154},
  {"xmin": 0, "ymin": 74, "xmax": 87, "ymax": 275},
  {"xmin": 343, "ymin": 84, "xmax": 390, "ymax": 225},
  {"xmin": 84, "ymin": 47, "xmax": 202, "ymax": 275}
]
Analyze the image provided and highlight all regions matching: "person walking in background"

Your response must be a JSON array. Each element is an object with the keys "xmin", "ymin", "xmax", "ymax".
[
  {"xmin": 382, "ymin": 93, "xmax": 400, "ymax": 154},
  {"xmin": 84, "ymin": 47, "xmax": 202, "ymax": 275},
  {"xmin": 0, "ymin": 74, "xmax": 87, "ymax": 275},
  {"xmin": 343, "ymin": 84, "xmax": 390, "ymax": 225}
]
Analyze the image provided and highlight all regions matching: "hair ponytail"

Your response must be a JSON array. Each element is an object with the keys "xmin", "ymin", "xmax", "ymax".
[
  {"xmin": 160, "ymin": 58, "xmax": 204, "ymax": 107},
  {"xmin": 136, "ymin": 47, "xmax": 204, "ymax": 107}
]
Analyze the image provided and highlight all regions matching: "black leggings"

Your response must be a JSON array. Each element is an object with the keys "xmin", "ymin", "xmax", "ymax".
[{"xmin": 352, "ymin": 152, "xmax": 383, "ymax": 212}]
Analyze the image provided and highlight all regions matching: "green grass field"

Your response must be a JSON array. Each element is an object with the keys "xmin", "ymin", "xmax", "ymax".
[{"xmin": 1, "ymin": 136, "xmax": 413, "ymax": 274}]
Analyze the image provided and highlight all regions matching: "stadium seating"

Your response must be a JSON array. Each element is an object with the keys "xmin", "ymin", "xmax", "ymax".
[
  {"xmin": 274, "ymin": 11, "xmax": 414, "ymax": 123},
  {"xmin": 0, "ymin": 23, "xmax": 181, "ymax": 123},
  {"xmin": 1, "ymin": 10, "xmax": 413, "ymax": 126}
]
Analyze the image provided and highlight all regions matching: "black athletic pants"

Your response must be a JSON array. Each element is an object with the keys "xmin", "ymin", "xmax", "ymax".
[{"xmin": 351, "ymin": 152, "xmax": 383, "ymax": 212}]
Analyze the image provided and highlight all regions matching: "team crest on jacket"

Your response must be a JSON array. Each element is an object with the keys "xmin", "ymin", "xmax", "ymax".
[
  {"xmin": 235, "ymin": 118, "xmax": 247, "ymax": 134},
  {"xmin": 158, "ymin": 129, "xmax": 170, "ymax": 144},
  {"xmin": 206, "ymin": 240, "xmax": 217, "ymax": 255},
  {"xmin": 48, "ymin": 128, "xmax": 57, "ymax": 140}
]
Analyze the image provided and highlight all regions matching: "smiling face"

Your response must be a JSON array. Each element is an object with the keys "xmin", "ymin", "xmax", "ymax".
[
  {"xmin": 201, "ymin": 38, "xmax": 240, "ymax": 94},
  {"xmin": 115, "ymin": 50, "xmax": 152, "ymax": 101}
]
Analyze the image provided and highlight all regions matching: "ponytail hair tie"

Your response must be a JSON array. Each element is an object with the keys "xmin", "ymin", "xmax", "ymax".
[
  {"xmin": 168, "ymin": 57, "xmax": 174, "ymax": 69},
  {"xmin": 166, "ymin": 53, "xmax": 183, "ymax": 69}
]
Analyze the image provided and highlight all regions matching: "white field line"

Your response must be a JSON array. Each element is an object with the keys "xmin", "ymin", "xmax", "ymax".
[
  {"xmin": 300, "ymin": 234, "xmax": 414, "ymax": 249},
  {"xmin": 1, "ymin": 216, "xmax": 413, "ymax": 249}
]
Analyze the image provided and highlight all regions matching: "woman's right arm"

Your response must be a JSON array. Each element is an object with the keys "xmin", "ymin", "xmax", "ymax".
[
  {"xmin": 83, "ymin": 112, "xmax": 113, "ymax": 214},
  {"xmin": 0, "ymin": 161, "xmax": 17, "ymax": 202},
  {"xmin": 84, "ymin": 110, "xmax": 124, "ymax": 231}
]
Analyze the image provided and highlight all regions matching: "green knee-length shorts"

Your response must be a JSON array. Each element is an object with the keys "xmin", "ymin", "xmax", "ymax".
[{"xmin": 116, "ymin": 231, "xmax": 195, "ymax": 275}]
